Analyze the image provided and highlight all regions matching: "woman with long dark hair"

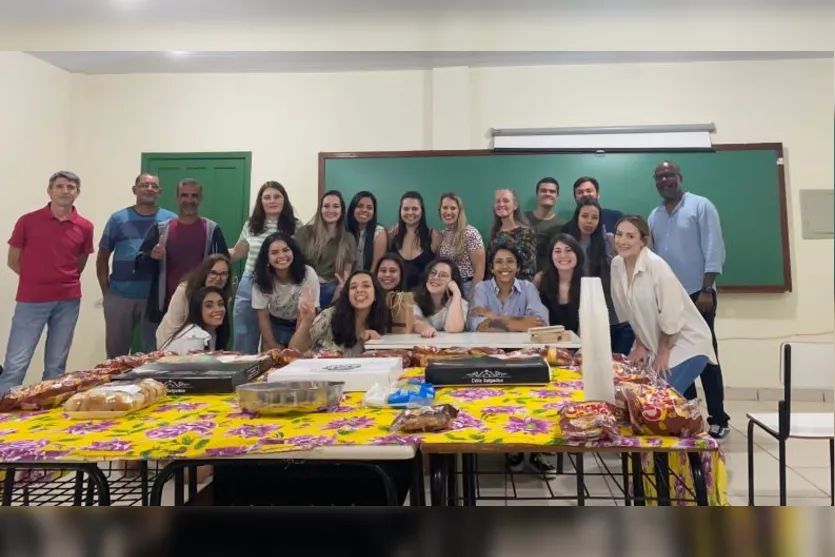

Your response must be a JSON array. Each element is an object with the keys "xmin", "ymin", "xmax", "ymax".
[
  {"xmin": 538, "ymin": 234, "xmax": 584, "ymax": 334},
  {"xmin": 229, "ymin": 181, "xmax": 299, "ymax": 353},
  {"xmin": 387, "ymin": 191, "xmax": 442, "ymax": 291},
  {"xmin": 412, "ymin": 258, "xmax": 468, "ymax": 338},
  {"xmin": 346, "ymin": 191, "xmax": 388, "ymax": 272},
  {"xmin": 289, "ymin": 270, "xmax": 390, "ymax": 356},
  {"xmin": 251, "ymin": 232, "xmax": 320, "ymax": 350},
  {"xmin": 374, "ymin": 252, "xmax": 407, "ymax": 293},
  {"xmin": 562, "ymin": 198, "xmax": 634, "ymax": 354},
  {"xmin": 155, "ymin": 254, "xmax": 232, "ymax": 348},
  {"xmin": 159, "ymin": 286, "xmax": 230, "ymax": 354},
  {"xmin": 294, "ymin": 190, "xmax": 357, "ymax": 309}
]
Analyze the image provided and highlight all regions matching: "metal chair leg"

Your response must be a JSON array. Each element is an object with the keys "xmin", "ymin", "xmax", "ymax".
[
  {"xmin": 829, "ymin": 438, "xmax": 833, "ymax": 507},
  {"xmin": 778, "ymin": 438, "xmax": 787, "ymax": 506},
  {"xmin": 747, "ymin": 419, "xmax": 755, "ymax": 505}
]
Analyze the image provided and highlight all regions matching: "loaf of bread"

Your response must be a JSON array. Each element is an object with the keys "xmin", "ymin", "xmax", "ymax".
[
  {"xmin": 559, "ymin": 401, "xmax": 621, "ymax": 442},
  {"xmin": 545, "ymin": 346, "xmax": 574, "ymax": 366},
  {"xmin": 0, "ymin": 371, "xmax": 111, "ymax": 412},
  {"xmin": 63, "ymin": 379, "xmax": 167, "ymax": 416}
]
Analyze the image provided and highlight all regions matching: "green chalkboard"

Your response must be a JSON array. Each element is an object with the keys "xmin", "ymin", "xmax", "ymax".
[{"xmin": 320, "ymin": 145, "xmax": 790, "ymax": 293}]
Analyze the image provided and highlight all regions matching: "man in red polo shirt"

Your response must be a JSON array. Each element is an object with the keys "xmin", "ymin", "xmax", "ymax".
[{"xmin": 1, "ymin": 171, "xmax": 94, "ymax": 394}]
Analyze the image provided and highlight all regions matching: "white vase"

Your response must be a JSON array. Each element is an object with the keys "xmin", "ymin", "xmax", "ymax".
[{"xmin": 579, "ymin": 276, "xmax": 615, "ymax": 403}]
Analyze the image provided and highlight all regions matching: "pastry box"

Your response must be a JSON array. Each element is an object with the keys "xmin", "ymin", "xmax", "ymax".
[
  {"xmin": 267, "ymin": 357, "xmax": 403, "ymax": 393},
  {"xmin": 425, "ymin": 355, "xmax": 551, "ymax": 386},
  {"xmin": 118, "ymin": 354, "xmax": 269, "ymax": 394}
]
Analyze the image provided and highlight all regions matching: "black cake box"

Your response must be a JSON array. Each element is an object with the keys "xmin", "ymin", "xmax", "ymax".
[
  {"xmin": 118, "ymin": 354, "xmax": 269, "ymax": 394},
  {"xmin": 424, "ymin": 355, "xmax": 551, "ymax": 386}
]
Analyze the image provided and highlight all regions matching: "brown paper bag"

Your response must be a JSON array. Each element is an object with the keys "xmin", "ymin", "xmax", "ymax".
[{"xmin": 387, "ymin": 291, "xmax": 415, "ymax": 333}]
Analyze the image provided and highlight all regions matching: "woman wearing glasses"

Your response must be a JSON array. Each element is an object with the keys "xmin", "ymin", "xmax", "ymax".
[
  {"xmin": 411, "ymin": 258, "xmax": 468, "ymax": 338},
  {"xmin": 155, "ymin": 254, "xmax": 233, "ymax": 348}
]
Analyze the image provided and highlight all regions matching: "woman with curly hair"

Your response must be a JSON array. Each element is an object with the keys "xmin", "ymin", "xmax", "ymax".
[{"xmin": 251, "ymin": 232, "xmax": 320, "ymax": 351}]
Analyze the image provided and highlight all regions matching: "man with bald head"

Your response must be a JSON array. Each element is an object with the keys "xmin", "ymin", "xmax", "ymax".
[{"xmin": 647, "ymin": 161, "xmax": 730, "ymax": 441}]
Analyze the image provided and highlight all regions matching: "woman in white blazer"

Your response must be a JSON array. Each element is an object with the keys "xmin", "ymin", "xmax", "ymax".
[{"xmin": 610, "ymin": 214, "xmax": 717, "ymax": 395}]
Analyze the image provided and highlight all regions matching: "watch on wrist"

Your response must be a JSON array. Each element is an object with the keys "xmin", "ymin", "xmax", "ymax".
[{"xmin": 701, "ymin": 286, "xmax": 714, "ymax": 294}]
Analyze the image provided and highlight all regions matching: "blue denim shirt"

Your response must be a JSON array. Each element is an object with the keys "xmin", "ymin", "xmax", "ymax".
[
  {"xmin": 647, "ymin": 192, "xmax": 725, "ymax": 295},
  {"xmin": 467, "ymin": 278, "xmax": 550, "ymax": 331}
]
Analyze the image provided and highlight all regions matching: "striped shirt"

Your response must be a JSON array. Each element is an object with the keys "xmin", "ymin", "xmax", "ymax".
[
  {"xmin": 238, "ymin": 220, "xmax": 279, "ymax": 274},
  {"xmin": 99, "ymin": 207, "xmax": 177, "ymax": 299}
]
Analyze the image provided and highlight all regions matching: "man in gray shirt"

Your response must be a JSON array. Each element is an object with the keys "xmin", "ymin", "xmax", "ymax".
[{"xmin": 524, "ymin": 177, "xmax": 565, "ymax": 273}]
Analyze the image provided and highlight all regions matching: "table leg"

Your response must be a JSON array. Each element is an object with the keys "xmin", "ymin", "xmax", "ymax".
[
  {"xmin": 140, "ymin": 461, "xmax": 150, "ymax": 507},
  {"xmin": 2, "ymin": 469, "xmax": 14, "ymax": 506},
  {"xmin": 575, "ymin": 453, "xmax": 585, "ymax": 506},
  {"xmin": 446, "ymin": 455, "xmax": 458, "ymax": 507},
  {"xmin": 187, "ymin": 465, "xmax": 198, "ymax": 502},
  {"xmin": 631, "ymin": 453, "xmax": 646, "ymax": 506},
  {"xmin": 174, "ymin": 469, "xmax": 185, "ymax": 506},
  {"xmin": 409, "ymin": 451, "xmax": 426, "ymax": 507},
  {"xmin": 461, "ymin": 454, "xmax": 477, "ymax": 506},
  {"xmin": 72, "ymin": 471, "xmax": 84, "ymax": 506},
  {"xmin": 686, "ymin": 452, "xmax": 709, "ymax": 506},
  {"xmin": 150, "ymin": 460, "xmax": 181, "ymax": 506},
  {"xmin": 621, "ymin": 453, "xmax": 631, "ymax": 506},
  {"xmin": 654, "ymin": 453, "xmax": 670, "ymax": 506},
  {"xmin": 86, "ymin": 464, "xmax": 111, "ymax": 506},
  {"xmin": 429, "ymin": 455, "xmax": 447, "ymax": 506}
]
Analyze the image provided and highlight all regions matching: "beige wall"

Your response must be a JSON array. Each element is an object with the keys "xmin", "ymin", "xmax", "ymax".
[
  {"xmin": 0, "ymin": 52, "xmax": 73, "ymax": 380},
  {"xmin": 3, "ymin": 53, "xmax": 834, "ymax": 389},
  {"xmin": 470, "ymin": 59, "xmax": 834, "ymax": 389}
]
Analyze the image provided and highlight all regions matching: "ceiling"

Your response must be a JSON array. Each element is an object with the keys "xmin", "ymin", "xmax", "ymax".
[
  {"xmin": 1, "ymin": 1, "xmax": 819, "ymax": 24},
  {"xmin": 26, "ymin": 51, "xmax": 831, "ymax": 75}
]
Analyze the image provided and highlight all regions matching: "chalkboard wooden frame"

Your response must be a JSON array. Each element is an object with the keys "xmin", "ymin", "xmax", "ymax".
[{"xmin": 318, "ymin": 143, "xmax": 791, "ymax": 294}]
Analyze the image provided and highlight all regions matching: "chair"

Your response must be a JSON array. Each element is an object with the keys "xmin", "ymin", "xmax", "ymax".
[{"xmin": 747, "ymin": 342, "xmax": 834, "ymax": 506}]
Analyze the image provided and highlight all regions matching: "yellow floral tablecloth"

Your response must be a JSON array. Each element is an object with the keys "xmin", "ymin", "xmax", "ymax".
[{"xmin": 0, "ymin": 367, "xmax": 727, "ymax": 505}]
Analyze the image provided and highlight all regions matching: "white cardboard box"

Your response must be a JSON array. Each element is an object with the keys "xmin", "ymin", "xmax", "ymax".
[{"xmin": 267, "ymin": 357, "xmax": 404, "ymax": 392}]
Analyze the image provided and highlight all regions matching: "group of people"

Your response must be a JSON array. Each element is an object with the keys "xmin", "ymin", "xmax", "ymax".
[{"xmin": 0, "ymin": 162, "xmax": 731, "ymax": 450}]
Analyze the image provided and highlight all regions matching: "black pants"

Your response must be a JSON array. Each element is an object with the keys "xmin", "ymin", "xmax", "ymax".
[{"xmin": 683, "ymin": 290, "xmax": 729, "ymax": 427}]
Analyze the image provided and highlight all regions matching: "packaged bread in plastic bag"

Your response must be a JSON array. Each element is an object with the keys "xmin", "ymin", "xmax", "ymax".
[
  {"xmin": 63, "ymin": 379, "xmax": 167, "ymax": 419},
  {"xmin": 621, "ymin": 384, "xmax": 705, "ymax": 438},
  {"xmin": 0, "ymin": 371, "xmax": 111, "ymax": 412},
  {"xmin": 390, "ymin": 404, "xmax": 459, "ymax": 433},
  {"xmin": 558, "ymin": 401, "xmax": 621, "ymax": 442}
]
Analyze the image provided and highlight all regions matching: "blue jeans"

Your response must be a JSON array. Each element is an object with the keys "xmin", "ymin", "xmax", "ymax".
[
  {"xmin": 269, "ymin": 318, "xmax": 297, "ymax": 347},
  {"xmin": 319, "ymin": 280, "xmax": 338, "ymax": 310},
  {"xmin": 610, "ymin": 321, "xmax": 635, "ymax": 355},
  {"xmin": 462, "ymin": 279, "xmax": 474, "ymax": 300},
  {"xmin": 233, "ymin": 272, "xmax": 261, "ymax": 354},
  {"xmin": 666, "ymin": 355, "xmax": 709, "ymax": 396},
  {"xmin": 0, "ymin": 299, "xmax": 81, "ymax": 395}
]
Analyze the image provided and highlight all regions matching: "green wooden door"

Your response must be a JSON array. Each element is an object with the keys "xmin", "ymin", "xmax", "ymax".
[
  {"xmin": 139, "ymin": 151, "xmax": 252, "ymax": 350},
  {"xmin": 140, "ymin": 152, "xmax": 252, "ymax": 277}
]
